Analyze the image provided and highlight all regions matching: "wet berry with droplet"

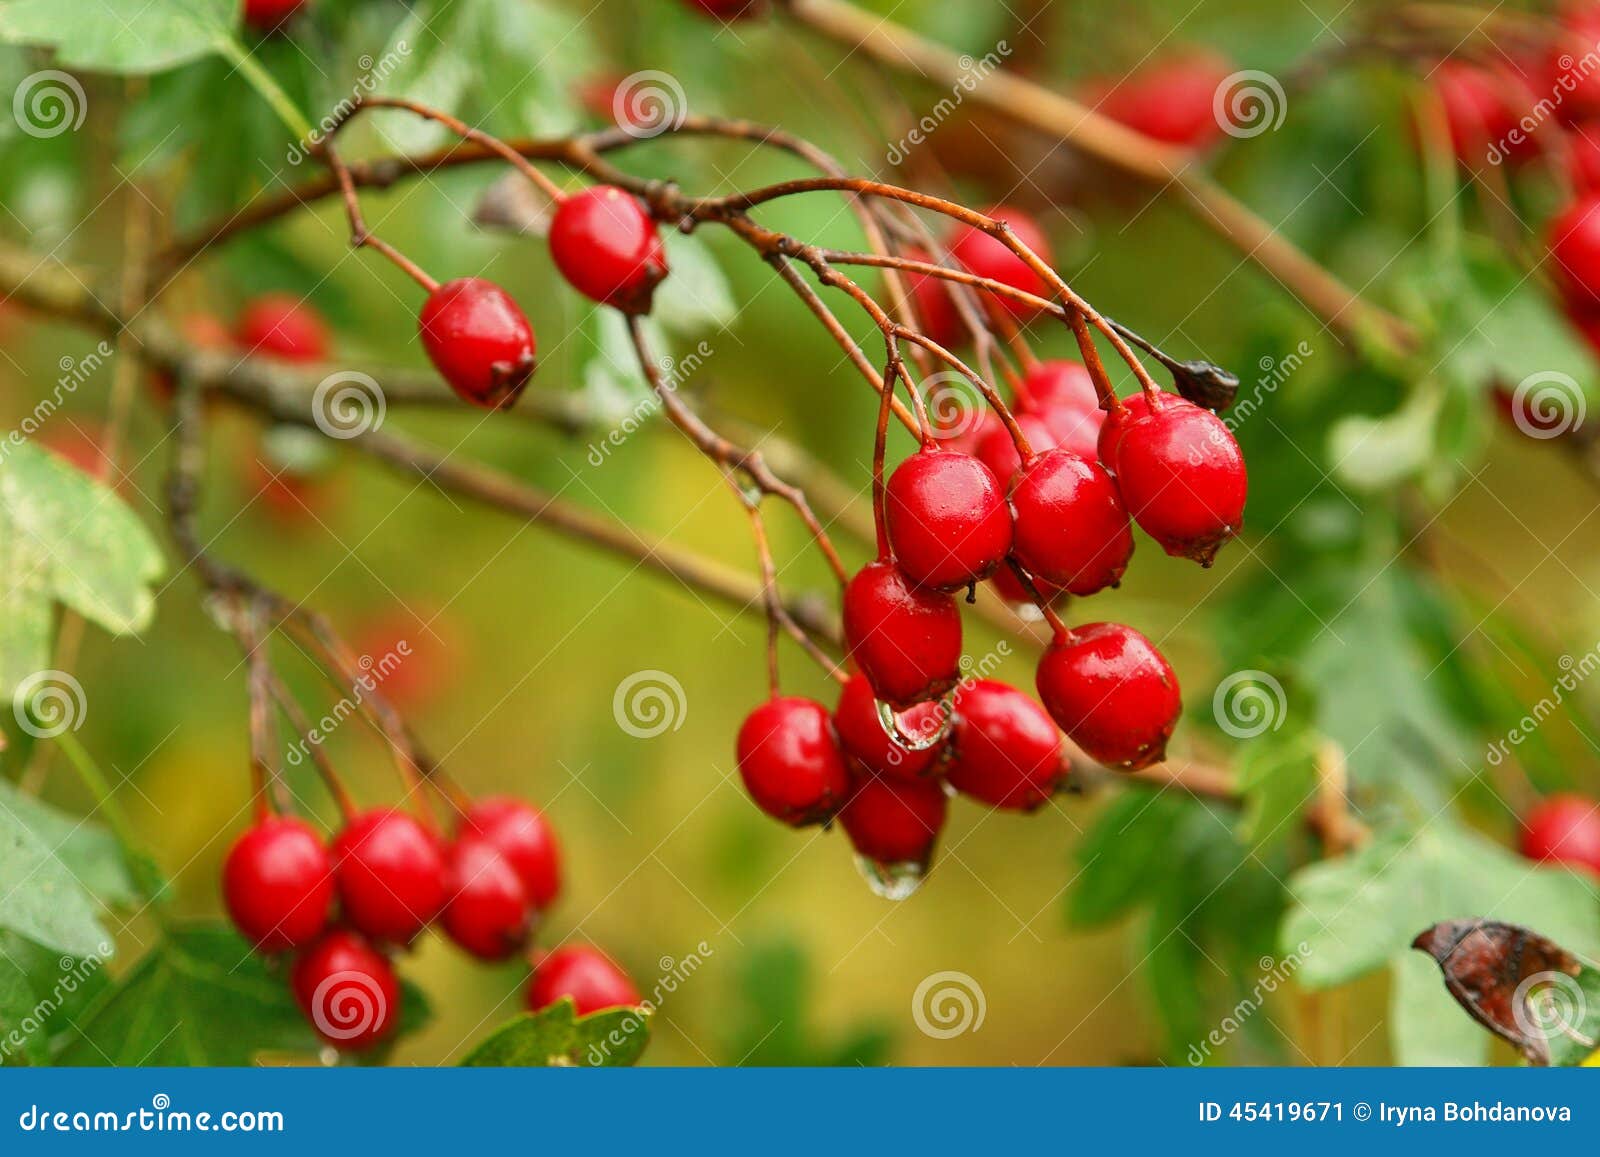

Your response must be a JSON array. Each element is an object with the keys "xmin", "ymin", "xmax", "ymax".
[
  {"xmin": 1010, "ymin": 449, "xmax": 1134, "ymax": 595},
  {"xmin": 736, "ymin": 697, "xmax": 853, "ymax": 826},
  {"xmin": 332, "ymin": 809, "xmax": 448, "ymax": 944},
  {"xmin": 833, "ymin": 674, "xmax": 945, "ymax": 781},
  {"xmin": 1519, "ymin": 793, "xmax": 1600, "ymax": 876},
  {"xmin": 842, "ymin": 560, "xmax": 963, "ymax": 708},
  {"xmin": 441, "ymin": 837, "xmax": 532, "ymax": 961},
  {"xmin": 1037, "ymin": 623, "xmax": 1181, "ymax": 769},
  {"xmin": 418, "ymin": 278, "xmax": 537, "ymax": 409},
  {"xmin": 527, "ymin": 945, "xmax": 640, "ymax": 1015},
  {"xmin": 460, "ymin": 796, "xmax": 562, "ymax": 911},
  {"xmin": 549, "ymin": 186, "xmax": 669, "ymax": 314},
  {"xmin": 290, "ymin": 929, "xmax": 401, "ymax": 1051},
  {"xmin": 1110, "ymin": 398, "xmax": 1246, "ymax": 565},
  {"xmin": 222, "ymin": 816, "xmax": 334, "ymax": 953},
  {"xmin": 840, "ymin": 775, "xmax": 948, "ymax": 867},
  {"xmin": 946, "ymin": 679, "xmax": 1064, "ymax": 810},
  {"xmin": 885, "ymin": 448, "xmax": 1012, "ymax": 590}
]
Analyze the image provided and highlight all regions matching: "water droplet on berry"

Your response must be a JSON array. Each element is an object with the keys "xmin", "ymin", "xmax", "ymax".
[
  {"xmin": 853, "ymin": 853, "xmax": 928, "ymax": 900},
  {"xmin": 874, "ymin": 696, "xmax": 951, "ymax": 752}
]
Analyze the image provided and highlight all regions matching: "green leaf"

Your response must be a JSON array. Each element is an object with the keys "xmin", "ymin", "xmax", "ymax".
[
  {"xmin": 0, "ymin": 780, "xmax": 117, "ymax": 959},
  {"xmin": 654, "ymin": 233, "xmax": 737, "ymax": 336},
  {"xmin": 0, "ymin": 0, "xmax": 236, "ymax": 75},
  {"xmin": 1225, "ymin": 673, "xmax": 1322, "ymax": 852},
  {"xmin": 0, "ymin": 441, "xmax": 165, "ymax": 697},
  {"xmin": 0, "ymin": 780, "xmax": 135, "ymax": 909},
  {"xmin": 460, "ymin": 999, "xmax": 651, "ymax": 1067},
  {"xmin": 1389, "ymin": 951, "xmax": 1489, "ymax": 1067},
  {"xmin": 0, "ymin": 931, "xmax": 113, "ymax": 1065},
  {"xmin": 1068, "ymin": 792, "xmax": 1189, "ymax": 927}
]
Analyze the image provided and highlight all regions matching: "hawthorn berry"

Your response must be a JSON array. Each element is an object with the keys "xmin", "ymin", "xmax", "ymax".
[
  {"xmin": 528, "ymin": 946, "xmax": 641, "ymax": 1015},
  {"xmin": 976, "ymin": 410, "xmax": 1058, "ymax": 491},
  {"xmin": 1432, "ymin": 62, "xmax": 1537, "ymax": 168},
  {"xmin": 461, "ymin": 796, "xmax": 562, "ymax": 911},
  {"xmin": 235, "ymin": 293, "xmax": 329, "ymax": 364},
  {"xmin": 842, "ymin": 559, "xmax": 963, "ymax": 708},
  {"xmin": 1548, "ymin": 195, "xmax": 1600, "ymax": 309},
  {"xmin": 946, "ymin": 207, "xmax": 1053, "ymax": 320},
  {"xmin": 441, "ymin": 837, "xmax": 531, "ymax": 961},
  {"xmin": 1009, "ymin": 449, "xmax": 1134, "ymax": 595},
  {"xmin": 1019, "ymin": 360, "xmax": 1098, "ymax": 413},
  {"xmin": 885, "ymin": 448, "xmax": 1013, "ymax": 590},
  {"xmin": 1547, "ymin": 5, "xmax": 1600, "ymax": 126},
  {"xmin": 1110, "ymin": 398, "xmax": 1246, "ymax": 565},
  {"xmin": 1519, "ymin": 794, "xmax": 1600, "ymax": 876},
  {"xmin": 1093, "ymin": 53, "xmax": 1233, "ymax": 149},
  {"xmin": 332, "ymin": 809, "xmax": 448, "ymax": 944},
  {"xmin": 902, "ymin": 246, "xmax": 964, "ymax": 348},
  {"xmin": 1036, "ymin": 623, "xmax": 1181, "ymax": 770},
  {"xmin": 833, "ymin": 674, "xmax": 945, "ymax": 781},
  {"xmin": 736, "ymin": 697, "xmax": 853, "ymax": 826},
  {"xmin": 946, "ymin": 679, "xmax": 1065, "ymax": 811},
  {"xmin": 418, "ymin": 278, "xmax": 537, "ymax": 409},
  {"xmin": 839, "ymin": 775, "xmax": 948, "ymax": 867},
  {"xmin": 549, "ymin": 186, "xmax": 668, "ymax": 314},
  {"xmin": 242, "ymin": 0, "xmax": 307, "ymax": 33},
  {"xmin": 291, "ymin": 929, "xmax": 400, "ymax": 1051},
  {"xmin": 1096, "ymin": 392, "xmax": 1161, "ymax": 469},
  {"xmin": 989, "ymin": 560, "xmax": 1064, "ymax": 608},
  {"xmin": 222, "ymin": 815, "xmax": 334, "ymax": 952}
]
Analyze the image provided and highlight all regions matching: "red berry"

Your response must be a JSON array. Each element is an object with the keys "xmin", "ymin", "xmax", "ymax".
[
  {"xmin": 1093, "ymin": 53, "xmax": 1233, "ymax": 148},
  {"xmin": 527, "ymin": 945, "xmax": 640, "ymax": 1015},
  {"xmin": 291, "ymin": 929, "xmax": 401, "ymax": 1051},
  {"xmin": 441, "ymin": 837, "xmax": 531, "ymax": 961},
  {"xmin": 1549, "ymin": 195, "xmax": 1600, "ymax": 309},
  {"xmin": 682, "ymin": 0, "xmax": 763, "ymax": 19},
  {"xmin": 885, "ymin": 449, "xmax": 1013, "ymax": 590},
  {"xmin": 976, "ymin": 411, "xmax": 1058, "ymax": 491},
  {"xmin": 1519, "ymin": 793, "xmax": 1600, "ymax": 876},
  {"xmin": 1111, "ymin": 398, "xmax": 1247, "ymax": 565},
  {"xmin": 418, "ymin": 278, "xmax": 537, "ymax": 409},
  {"xmin": 840, "ymin": 775, "xmax": 948, "ymax": 866},
  {"xmin": 347, "ymin": 608, "xmax": 461, "ymax": 714},
  {"xmin": 243, "ymin": 0, "xmax": 307, "ymax": 33},
  {"xmin": 461, "ymin": 797, "xmax": 561, "ymax": 911},
  {"xmin": 1010, "ymin": 449, "xmax": 1134, "ymax": 595},
  {"xmin": 842, "ymin": 559, "xmax": 963, "ymax": 708},
  {"xmin": 1096, "ymin": 392, "xmax": 1161, "ymax": 468},
  {"xmin": 1432, "ymin": 62, "xmax": 1536, "ymax": 167},
  {"xmin": 549, "ymin": 186, "xmax": 668, "ymax": 314},
  {"xmin": 222, "ymin": 816, "xmax": 334, "ymax": 952},
  {"xmin": 1019, "ymin": 360, "xmax": 1098, "ymax": 412},
  {"xmin": 736, "ymin": 697, "xmax": 853, "ymax": 826},
  {"xmin": 946, "ymin": 680, "xmax": 1064, "ymax": 810},
  {"xmin": 1548, "ymin": 5, "xmax": 1600, "ymax": 125},
  {"xmin": 946, "ymin": 207, "xmax": 1053, "ymax": 320},
  {"xmin": 989, "ymin": 561, "xmax": 1064, "ymax": 607},
  {"xmin": 902, "ymin": 247, "xmax": 964, "ymax": 348},
  {"xmin": 235, "ymin": 293, "xmax": 329, "ymax": 364},
  {"xmin": 833, "ymin": 674, "xmax": 945, "ymax": 781},
  {"xmin": 332, "ymin": 809, "xmax": 448, "ymax": 944},
  {"xmin": 1036, "ymin": 623, "xmax": 1181, "ymax": 769}
]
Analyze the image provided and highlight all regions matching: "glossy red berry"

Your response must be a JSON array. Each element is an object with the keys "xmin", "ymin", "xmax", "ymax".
[
  {"xmin": 976, "ymin": 411, "xmax": 1058, "ymax": 491},
  {"xmin": 840, "ymin": 775, "xmax": 948, "ymax": 866},
  {"xmin": 549, "ymin": 186, "xmax": 669, "ymax": 314},
  {"xmin": 885, "ymin": 449, "xmax": 1013, "ymax": 590},
  {"xmin": 332, "ymin": 809, "xmax": 448, "ymax": 944},
  {"xmin": 1096, "ymin": 392, "xmax": 1161, "ymax": 469},
  {"xmin": 418, "ymin": 278, "xmax": 537, "ymax": 409},
  {"xmin": 441, "ymin": 837, "xmax": 531, "ymax": 961},
  {"xmin": 1519, "ymin": 794, "xmax": 1600, "ymax": 876},
  {"xmin": 946, "ymin": 207, "xmax": 1053, "ymax": 320},
  {"xmin": 946, "ymin": 679, "xmax": 1064, "ymax": 811},
  {"xmin": 833, "ymin": 674, "xmax": 945, "ymax": 781},
  {"xmin": 1093, "ymin": 53, "xmax": 1233, "ymax": 148},
  {"xmin": 1010, "ymin": 449, "xmax": 1134, "ymax": 595},
  {"xmin": 243, "ymin": 0, "xmax": 307, "ymax": 33},
  {"xmin": 842, "ymin": 560, "xmax": 963, "ymax": 708},
  {"xmin": 527, "ymin": 945, "xmax": 640, "ymax": 1015},
  {"xmin": 1037, "ymin": 623, "xmax": 1181, "ymax": 769},
  {"xmin": 1111, "ymin": 398, "xmax": 1246, "ymax": 565},
  {"xmin": 222, "ymin": 816, "xmax": 334, "ymax": 952},
  {"xmin": 736, "ymin": 697, "xmax": 853, "ymax": 826},
  {"xmin": 291, "ymin": 929, "xmax": 401, "ymax": 1051},
  {"xmin": 461, "ymin": 796, "xmax": 561, "ymax": 911},
  {"xmin": 1549, "ymin": 195, "xmax": 1600, "ymax": 309},
  {"xmin": 235, "ymin": 293, "xmax": 329, "ymax": 363},
  {"xmin": 1019, "ymin": 360, "xmax": 1098, "ymax": 412}
]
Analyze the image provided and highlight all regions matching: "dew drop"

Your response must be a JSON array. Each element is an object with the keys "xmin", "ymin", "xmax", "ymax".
[
  {"xmin": 873, "ymin": 696, "xmax": 952, "ymax": 752},
  {"xmin": 854, "ymin": 853, "xmax": 928, "ymax": 900}
]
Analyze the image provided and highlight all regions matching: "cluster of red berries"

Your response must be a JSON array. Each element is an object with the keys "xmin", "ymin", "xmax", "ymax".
[
  {"xmin": 1519, "ymin": 793, "xmax": 1600, "ymax": 877},
  {"xmin": 222, "ymin": 796, "xmax": 636, "ymax": 1051}
]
